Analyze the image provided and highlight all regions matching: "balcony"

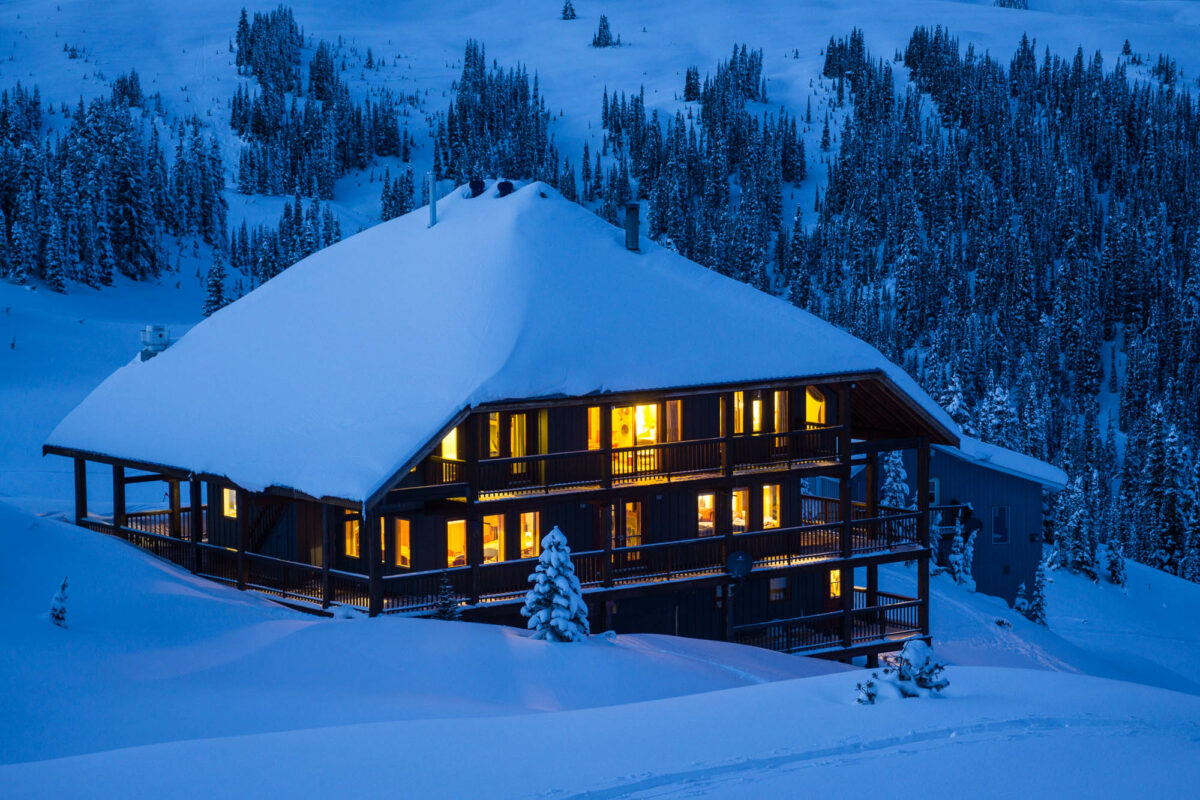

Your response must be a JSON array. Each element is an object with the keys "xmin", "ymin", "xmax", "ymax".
[{"xmin": 421, "ymin": 425, "xmax": 843, "ymax": 499}]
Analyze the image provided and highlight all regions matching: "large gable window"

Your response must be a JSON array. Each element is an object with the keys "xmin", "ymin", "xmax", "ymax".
[
  {"xmin": 805, "ymin": 387, "xmax": 826, "ymax": 426},
  {"xmin": 441, "ymin": 427, "xmax": 459, "ymax": 460}
]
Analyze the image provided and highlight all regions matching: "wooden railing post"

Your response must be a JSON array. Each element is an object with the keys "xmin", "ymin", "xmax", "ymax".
[
  {"xmin": 235, "ymin": 490, "xmax": 249, "ymax": 591},
  {"xmin": 168, "ymin": 479, "xmax": 182, "ymax": 539},
  {"xmin": 320, "ymin": 504, "xmax": 332, "ymax": 609},
  {"xmin": 602, "ymin": 503, "xmax": 614, "ymax": 587},
  {"xmin": 188, "ymin": 477, "xmax": 202, "ymax": 573},
  {"xmin": 722, "ymin": 392, "xmax": 734, "ymax": 477},
  {"xmin": 917, "ymin": 436, "xmax": 931, "ymax": 637},
  {"xmin": 366, "ymin": 507, "xmax": 383, "ymax": 616},
  {"xmin": 73, "ymin": 458, "xmax": 87, "ymax": 525},
  {"xmin": 601, "ymin": 403, "xmax": 613, "ymax": 490},
  {"xmin": 468, "ymin": 512, "xmax": 482, "ymax": 605},
  {"xmin": 112, "ymin": 464, "xmax": 126, "ymax": 531}
]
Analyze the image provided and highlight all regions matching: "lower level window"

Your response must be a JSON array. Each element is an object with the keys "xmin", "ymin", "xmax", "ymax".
[
  {"xmin": 344, "ymin": 517, "xmax": 360, "ymax": 559},
  {"xmin": 769, "ymin": 577, "xmax": 788, "ymax": 602},
  {"xmin": 222, "ymin": 488, "xmax": 237, "ymax": 518},
  {"xmin": 520, "ymin": 511, "xmax": 540, "ymax": 558},
  {"xmin": 447, "ymin": 520, "xmax": 466, "ymax": 567},
  {"xmin": 829, "ymin": 568, "xmax": 841, "ymax": 599},
  {"xmin": 383, "ymin": 517, "xmax": 411, "ymax": 568},
  {"xmin": 732, "ymin": 488, "xmax": 748, "ymax": 533},
  {"xmin": 624, "ymin": 501, "xmax": 643, "ymax": 549},
  {"xmin": 762, "ymin": 484, "xmax": 781, "ymax": 529},
  {"xmin": 697, "ymin": 493, "xmax": 715, "ymax": 536},
  {"xmin": 483, "ymin": 514, "xmax": 505, "ymax": 563}
]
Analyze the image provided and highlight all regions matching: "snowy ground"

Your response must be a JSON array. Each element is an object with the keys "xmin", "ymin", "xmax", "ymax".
[{"xmin": 5, "ymin": 0, "xmax": 1200, "ymax": 795}]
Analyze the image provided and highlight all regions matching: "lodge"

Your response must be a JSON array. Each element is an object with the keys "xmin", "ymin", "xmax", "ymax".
[{"xmin": 46, "ymin": 181, "xmax": 963, "ymax": 661}]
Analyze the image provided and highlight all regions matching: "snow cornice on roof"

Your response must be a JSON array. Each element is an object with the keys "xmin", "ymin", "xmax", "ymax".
[{"xmin": 935, "ymin": 435, "xmax": 1068, "ymax": 491}]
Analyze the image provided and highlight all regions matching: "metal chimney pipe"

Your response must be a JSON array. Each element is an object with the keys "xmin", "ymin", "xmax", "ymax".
[{"xmin": 624, "ymin": 202, "xmax": 640, "ymax": 251}]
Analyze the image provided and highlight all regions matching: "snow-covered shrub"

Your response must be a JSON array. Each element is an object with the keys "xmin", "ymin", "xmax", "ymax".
[
  {"xmin": 521, "ymin": 526, "xmax": 589, "ymax": 642},
  {"xmin": 1106, "ymin": 543, "xmax": 1127, "ymax": 587},
  {"xmin": 963, "ymin": 530, "xmax": 976, "ymax": 584},
  {"xmin": 1019, "ymin": 561, "xmax": 1049, "ymax": 625},
  {"xmin": 856, "ymin": 677, "xmax": 878, "ymax": 705},
  {"xmin": 50, "ymin": 577, "xmax": 68, "ymax": 628},
  {"xmin": 433, "ymin": 574, "xmax": 462, "ymax": 621},
  {"xmin": 896, "ymin": 639, "xmax": 949, "ymax": 695}
]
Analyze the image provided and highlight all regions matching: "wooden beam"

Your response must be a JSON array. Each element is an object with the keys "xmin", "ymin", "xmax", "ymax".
[
  {"xmin": 235, "ymin": 490, "xmax": 249, "ymax": 591},
  {"xmin": 601, "ymin": 402, "xmax": 613, "ymax": 490},
  {"xmin": 73, "ymin": 458, "xmax": 87, "ymax": 525},
  {"xmin": 320, "ymin": 505, "xmax": 332, "ymax": 609},
  {"xmin": 112, "ymin": 465, "xmax": 126, "ymax": 530},
  {"xmin": 467, "ymin": 511, "xmax": 483, "ymax": 605},
  {"xmin": 837, "ymin": 385, "xmax": 854, "ymax": 650},
  {"xmin": 365, "ymin": 508, "xmax": 382, "ymax": 617},
  {"xmin": 917, "ymin": 437, "xmax": 931, "ymax": 637},
  {"xmin": 602, "ymin": 502, "xmax": 613, "ymax": 587},
  {"xmin": 188, "ymin": 477, "xmax": 203, "ymax": 573},
  {"xmin": 850, "ymin": 437, "xmax": 925, "ymax": 455},
  {"xmin": 168, "ymin": 480, "xmax": 182, "ymax": 539}
]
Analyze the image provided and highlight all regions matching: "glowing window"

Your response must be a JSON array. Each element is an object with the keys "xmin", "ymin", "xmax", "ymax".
[
  {"xmin": 697, "ymin": 493, "xmax": 715, "ymax": 536},
  {"xmin": 769, "ymin": 577, "xmax": 788, "ymax": 602},
  {"xmin": 382, "ymin": 517, "xmax": 411, "ymax": 568},
  {"xmin": 732, "ymin": 488, "xmax": 749, "ymax": 533},
  {"xmin": 587, "ymin": 406, "xmax": 602, "ymax": 450},
  {"xmin": 488, "ymin": 413, "xmax": 501, "ymax": 457},
  {"xmin": 805, "ymin": 387, "xmax": 826, "ymax": 426},
  {"xmin": 829, "ymin": 568, "xmax": 841, "ymax": 599},
  {"xmin": 733, "ymin": 391, "xmax": 745, "ymax": 434},
  {"xmin": 611, "ymin": 405, "xmax": 658, "ymax": 448},
  {"xmin": 763, "ymin": 484, "xmax": 781, "ymax": 529},
  {"xmin": 441, "ymin": 427, "xmax": 459, "ymax": 460},
  {"xmin": 520, "ymin": 511, "xmax": 540, "ymax": 558},
  {"xmin": 624, "ymin": 501, "xmax": 643, "ymax": 548},
  {"xmin": 751, "ymin": 391, "xmax": 763, "ymax": 433},
  {"xmin": 774, "ymin": 390, "xmax": 789, "ymax": 433},
  {"xmin": 483, "ymin": 514, "xmax": 505, "ymax": 563},
  {"xmin": 222, "ymin": 488, "xmax": 237, "ymax": 518},
  {"xmin": 509, "ymin": 414, "xmax": 527, "ymax": 458},
  {"xmin": 344, "ymin": 517, "xmax": 360, "ymax": 559},
  {"xmin": 665, "ymin": 399, "xmax": 682, "ymax": 442},
  {"xmin": 446, "ymin": 520, "xmax": 466, "ymax": 567}
]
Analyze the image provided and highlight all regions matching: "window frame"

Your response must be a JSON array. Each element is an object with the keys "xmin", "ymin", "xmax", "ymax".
[
  {"xmin": 222, "ymin": 487, "xmax": 238, "ymax": 519},
  {"xmin": 992, "ymin": 506, "xmax": 1011, "ymax": 544}
]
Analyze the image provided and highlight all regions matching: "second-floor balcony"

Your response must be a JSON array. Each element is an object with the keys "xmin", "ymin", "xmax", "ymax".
[{"xmin": 421, "ymin": 425, "xmax": 843, "ymax": 499}]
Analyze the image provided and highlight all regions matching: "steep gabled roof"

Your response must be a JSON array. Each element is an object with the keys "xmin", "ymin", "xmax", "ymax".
[
  {"xmin": 935, "ymin": 436, "xmax": 1068, "ymax": 491},
  {"xmin": 47, "ymin": 181, "xmax": 957, "ymax": 503}
]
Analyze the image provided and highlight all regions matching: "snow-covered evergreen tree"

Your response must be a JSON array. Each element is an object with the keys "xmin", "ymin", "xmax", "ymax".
[
  {"xmin": 591, "ymin": 15, "xmax": 619, "ymax": 47},
  {"xmin": 203, "ymin": 248, "xmax": 228, "ymax": 317},
  {"xmin": 521, "ymin": 526, "xmax": 589, "ymax": 642},
  {"xmin": 432, "ymin": 574, "xmax": 462, "ymax": 620},
  {"xmin": 50, "ymin": 577, "xmax": 67, "ymax": 628},
  {"xmin": 560, "ymin": 0, "xmax": 577, "ymax": 20},
  {"xmin": 1021, "ymin": 561, "xmax": 1048, "ymax": 625},
  {"xmin": 1106, "ymin": 542, "xmax": 1127, "ymax": 586},
  {"xmin": 880, "ymin": 451, "xmax": 912, "ymax": 510}
]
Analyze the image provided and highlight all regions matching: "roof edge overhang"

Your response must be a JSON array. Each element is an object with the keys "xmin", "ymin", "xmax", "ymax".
[{"xmin": 932, "ymin": 442, "xmax": 1067, "ymax": 492}]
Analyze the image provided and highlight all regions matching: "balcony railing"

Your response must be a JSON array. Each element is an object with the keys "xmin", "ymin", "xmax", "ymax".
[
  {"xmin": 431, "ymin": 426, "xmax": 843, "ymax": 498},
  {"xmin": 731, "ymin": 588, "xmax": 923, "ymax": 654}
]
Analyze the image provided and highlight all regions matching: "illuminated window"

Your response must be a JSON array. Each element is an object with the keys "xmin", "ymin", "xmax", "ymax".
[
  {"xmin": 446, "ymin": 519, "xmax": 466, "ymax": 567},
  {"xmin": 488, "ymin": 413, "xmax": 501, "ymax": 457},
  {"xmin": 697, "ymin": 493, "xmax": 715, "ymax": 536},
  {"xmin": 344, "ymin": 517, "xmax": 360, "ymax": 559},
  {"xmin": 665, "ymin": 399, "xmax": 682, "ymax": 442},
  {"xmin": 829, "ymin": 568, "xmax": 841, "ymax": 599},
  {"xmin": 774, "ymin": 390, "xmax": 789, "ymax": 433},
  {"xmin": 611, "ymin": 405, "xmax": 658, "ymax": 448},
  {"xmin": 732, "ymin": 488, "xmax": 749, "ymax": 533},
  {"xmin": 587, "ymin": 406, "xmax": 602, "ymax": 450},
  {"xmin": 805, "ymin": 387, "xmax": 826, "ymax": 426},
  {"xmin": 769, "ymin": 577, "xmax": 788, "ymax": 602},
  {"xmin": 222, "ymin": 488, "xmax": 238, "ymax": 518},
  {"xmin": 751, "ymin": 391, "xmax": 763, "ymax": 433},
  {"xmin": 381, "ymin": 517, "xmax": 411, "ymax": 568},
  {"xmin": 483, "ymin": 514, "xmax": 506, "ymax": 563},
  {"xmin": 763, "ymin": 484, "xmax": 781, "ymax": 529},
  {"xmin": 509, "ymin": 414, "xmax": 527, "ymax": 457},
  {"xmin": 733, "ymin": 391, "xmax": 745, "ymax": 434},
  {"xmin": 520, "ymin": 511, "xmax": 540, "ymax": 558},
  {"xmin": 441, "ymin": 427, "xmax": 459, "ymax": 460},
  {"xmin": 624, "ymin": 501, "xmax": 643, "ymax": 548}
]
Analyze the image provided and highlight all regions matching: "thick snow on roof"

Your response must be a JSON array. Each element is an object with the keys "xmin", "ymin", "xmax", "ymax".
[
  {"xmin": 936, "ymin": 436, "xmax": 1067, "ymax": 491},
  {"xmin": 48, "ymin": 182, "xmax": 955, "ymax": 502}
]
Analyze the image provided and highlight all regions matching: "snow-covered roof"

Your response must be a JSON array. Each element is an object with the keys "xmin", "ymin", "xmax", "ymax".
[
  {"xmin": 47, "ymin": 181, "xmax": 957, "ymax": 503},
  {"xmin": 935, "ymin": 436, "xmax": 1067, "ymax": 491}
]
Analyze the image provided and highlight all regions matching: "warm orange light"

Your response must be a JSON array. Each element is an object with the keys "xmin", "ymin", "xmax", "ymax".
[
  {"xmin": 222, "ymin": 488, "xmax": 238, "ymax": 519},
  {"xmin": 483, "ymin": 514, "xmax": 505, "ymax": 563},
  {"xmin": 446, "ymin": 520, "xmax": 466, "ymax": 567},
  {"xmin": 763, "ymin": 484, "xmax": 780, "ymax": 529},
  {"xmin": 829, "ymin": 568, "xmax": 841, "ymax": 598},
  {"xmin": 697, "ymin": 493, "xmax": 715, "ymax": 536},
  {"xmin": 520, "ymin": 511, "xmax": 540, "ymax": 558},
  {"xmin": 806, "ymin": 387, "xmax": 826, "ymax": 425},
  {"xmin": 441, "ymin": 428, "xmax": 459, "ymax": 460}
]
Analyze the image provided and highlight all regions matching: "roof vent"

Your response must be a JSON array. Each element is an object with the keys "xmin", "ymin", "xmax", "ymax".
[
  {"xmin": 497, "ymin": 180, "xmax": 515, "ymax": 197},
  {"xmin": 468, "ymin": 179, "xmax": 485, "ymax": 198},
  {"xmin": 625, "ymin": 202, "xmax": 640, "ymax": 251},
  {"xmin": 139, "ymin": 325, "xmax": 170, "ymax": 362}
]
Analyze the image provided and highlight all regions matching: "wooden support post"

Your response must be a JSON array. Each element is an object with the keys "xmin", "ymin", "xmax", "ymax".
[
  {"xmin": 917, "ymin": 437, "xmax": 931, "ymax": 637},
  {"xmin": 722, "ymin": 392, "xmax": 735, "ymax": 478},
  {"xmin": 320, "ymin": 505, "xmax": 332, "ymax": 609},
  {"xmin": 188, "ymin": 477, "xmax": 202, "ymax": 573},
  {"xmin": 837, "ymin": 385, "xmax": 855, "ymax": 650},
  {"xmin": 112, "ymin": 464, "xmax": 126, "ymax": 531},
  {"xmin": 365, "ymin": 508, "xmax": 383, "ymax": 617},
  {"xmin": 235, "ymin": 490, "xmax": 249, "ymax": 590},
  {"xmin": 73, "ymin": 458, "xmax": 87, "ymax": 525},
  {"xmin": 919, "ymin": 550, "xmax": 931, "ymax": 637},
  {"xmin": 865, "ymin": 451, "xmax": 878, "ymax": 541},
  {"xmin": 723, "ymin": 580, "xmax": 736, "ymax": 642},
  {"xmin": 600, "ymin": 403, "xmax": 613, "ymax": 490},
  {"xmin": 602, "ymin": 503, "xmax": 614, "ymax": 588},
  {"xmin": 468, "ymin": 512, "xmax": 482, "ymax": 605},
  {"xmin": 168, "ymin": 479, "xmax": 182, "ymax": 539}
]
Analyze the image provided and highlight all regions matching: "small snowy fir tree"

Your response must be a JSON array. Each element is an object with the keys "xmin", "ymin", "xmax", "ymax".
[
  {"xmin": 946, "ymin": 523, "xmax": 967, "ymax": 584},
  {"xmin": 962, "ymin": 528, "xmax": 976, "ymax": 586},
  {"xmin": 880, "ymin": 451, "xmax": 912, "ymax": 510},
  {"xmin": 203, "ymin": 249, "xmax": 228, "ymax": 317},
  {"xmin": 560, "ymin": 0, "xmax": 577, "ymax": 20},
  {"xmin": 50, "ymin": 577, "xmax": 68, "ymax": 628},
  {"xmin": 1021, "ymin": 561, "xmax": 1048, "ymax": 625},
  {"xmin": 591, "ymin": 15, "xmax": 619, "ymax": 47},
  {"xmin": 521, "ymin": 526, "xmax": 589, "ymax": 642},
  {"xmin": 1106, "ymin": 542, "xmax": 1127, "ymax": 587},
  {"xmin": 432, "ymin": 574, "xmax": 462, "ymax": 620}
]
